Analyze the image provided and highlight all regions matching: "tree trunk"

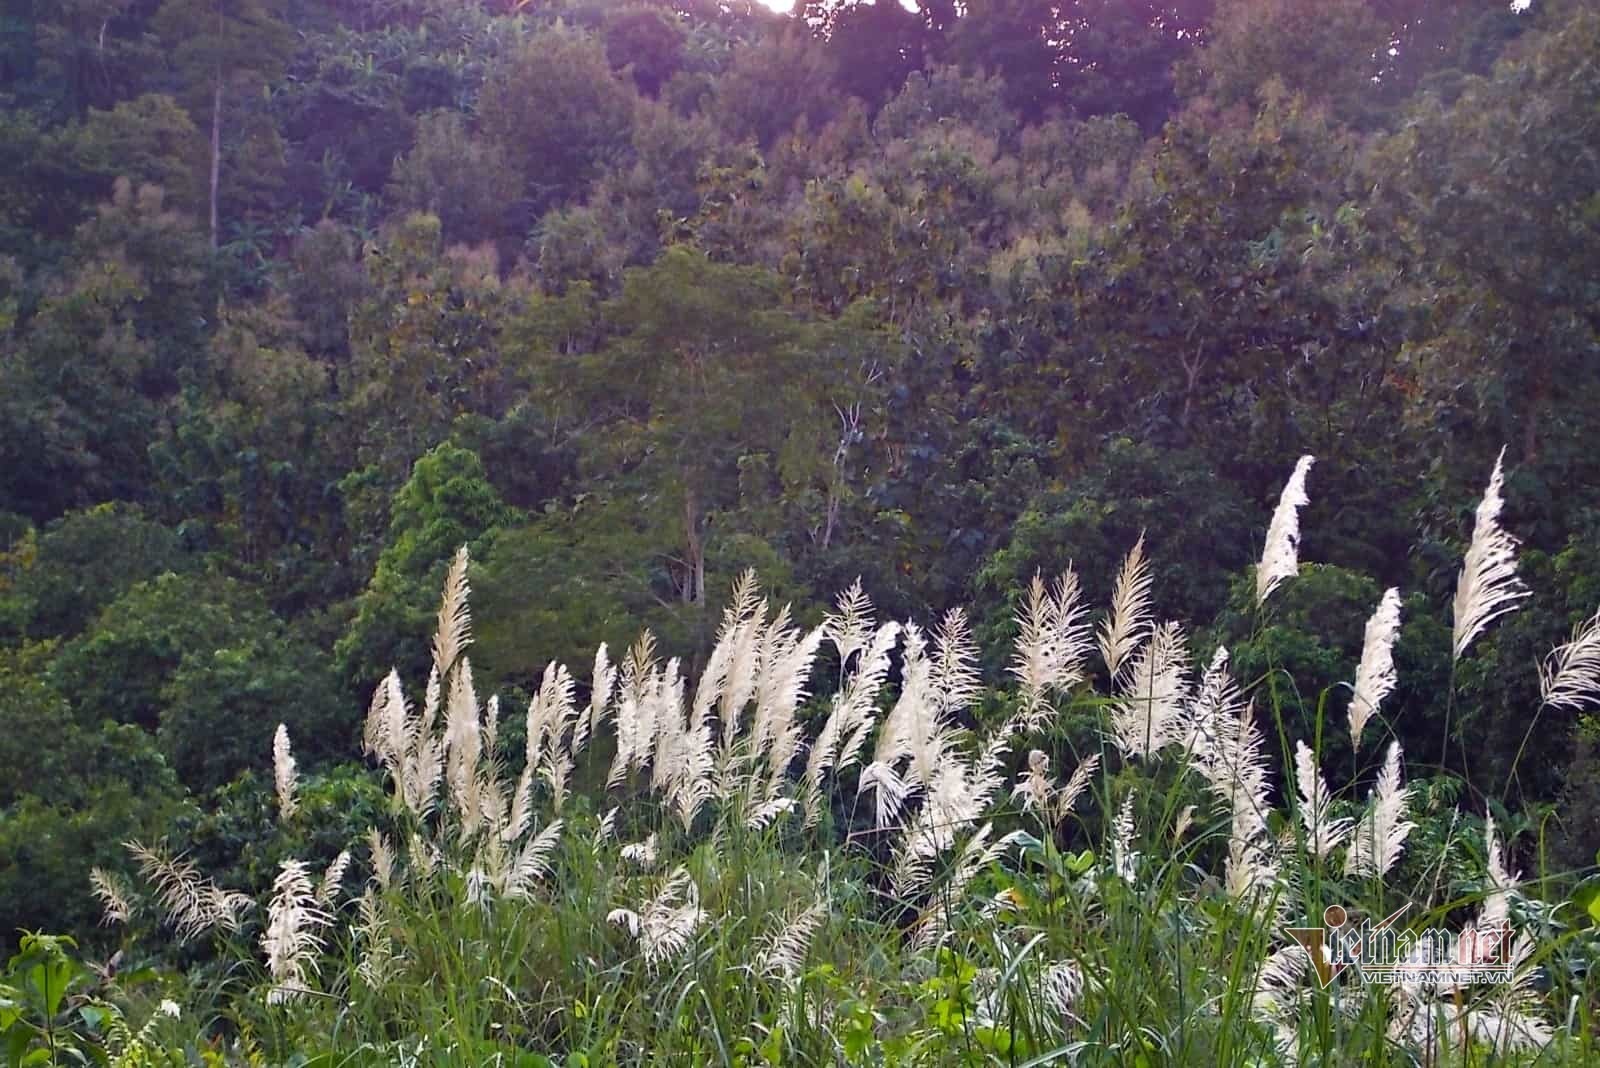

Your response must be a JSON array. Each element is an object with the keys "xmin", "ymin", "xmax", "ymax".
[
  {"xmin": 683, "ymin": 485, "xmax": 704, "ymax": 605},
  {"xmin": 209, "ymin": 74, "xmax": 222, "ymax": 250}
]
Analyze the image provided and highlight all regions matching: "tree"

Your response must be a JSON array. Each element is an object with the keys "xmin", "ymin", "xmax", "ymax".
[
  {"xmin": 604, "ymin": 5, "xmax": 688, "ymax": 97},
  {"xmin": 385, "ymin": 111, "xmax": 523, "ymax": 248},
  {"xmin": 0, "ymin": 504, "xmax": 192, "ymax": 642},
  {"xmin": 1184, "ymin": 0, "xmax": 1390, "ymax": 125},
  {"xmin": 344, "ymin": 213, "xmax": 521, "ymax": 481},
  {"xmin": 712, "ymin": 27, "xmax": 839, "ymax": 147},
  {"xmin": 529, "ymin": 247, "xmax": 824, "ymax": 607},
  {"xmin": 477, "ymin": 26, "xmax": 638, "ymax": 213},
  {"xmin": 0, "ymin": 180, "xmax": 211, "ymax": 520},
  {"xmin": 62, "ymin": 94, "xmax": 207, "ymax": 218},
  {"xmin": 336, "ymin": 443, "xmax": 518, "ymax": 690},
  {"xmin": 153, "ymin": 0, "xmax": 293, "ymax": 248},
  {"xmin": 1369, "ymin": 6, "xmax": 1600, "ymax": 489}
]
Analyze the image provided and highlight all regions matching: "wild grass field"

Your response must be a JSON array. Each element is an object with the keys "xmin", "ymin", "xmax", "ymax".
[{"xmin": 5, "ymin": 451, "xmax": 1597, "ymax": 1067}]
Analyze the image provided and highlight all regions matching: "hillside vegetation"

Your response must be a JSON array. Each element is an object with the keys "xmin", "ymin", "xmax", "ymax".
[{"xmin": 1, "ymin": 0, "xmax": 1598, "ymax": 1064}]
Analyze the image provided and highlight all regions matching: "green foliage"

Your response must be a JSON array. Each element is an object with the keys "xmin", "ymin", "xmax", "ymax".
[
  {"xmin": 0, "ymin": 505, "xmax": 192, "ymax": 642},
  {"xmin": 385, "ymin": 110, "xmax": 522, "ymax": 247},
  {"xmin": 337, "ymin": 442, "xmax": 517, "ymax": 689},
  {"xmin": 1, "ymin": 3, "xmax": 1599, "ymax": 1040},
  {"xmin": 0, "ymin": 647, "xmax": 185, "ymax": 948},
  {"xmin": 477, "ymin": 25, "xmax": 637, "ymax": 212}
]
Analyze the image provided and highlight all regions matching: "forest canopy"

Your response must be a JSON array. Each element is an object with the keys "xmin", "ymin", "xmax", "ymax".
[{"xmin": 0, "ymin": 0, "xmax": 1598, "ymax": 1063}]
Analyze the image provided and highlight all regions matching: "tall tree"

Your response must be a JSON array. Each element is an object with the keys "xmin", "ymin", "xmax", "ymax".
[{"xmin": 153, "ymin": 0, "xmax": 292, "ymax": 248}]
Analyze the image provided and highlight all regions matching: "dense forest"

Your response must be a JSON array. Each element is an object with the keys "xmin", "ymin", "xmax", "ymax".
[{"xmin": 1, "ymin": 0, "xmax": 1598, "ymax": 1063}]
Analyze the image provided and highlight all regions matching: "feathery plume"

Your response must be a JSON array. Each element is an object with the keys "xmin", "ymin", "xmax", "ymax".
[
  {"xmin": 1054, "ymin": 753, "xmax": 1099, "ymax": 823},
  {"xmin": 1010, "ymin": 569, "xmax": 1092, "ymax": 729},
  {"xmin": 1294, "ymin": 741, "xmax": 1351, "ymax": 859},
  {"xmin": 367, "ymin": 828, "xmax": 395, "ymax": 890},
  {"xmin": 484, "ymin": 695, "xmax": 500, "ymax": 753},
  {"xmin": 1110, "ymin": 621, "xmax": 1191, "ymax": 758},
  {"xmin": 262, "ymin": 859, "xmax": 330, "ymax": 1003},
  {"xmin": 273, "ymin": 723, "xmax": 298, "ymax": 821},
  {"xmin": 1349, "ymin": 588, "xmax": 1402, "ymax": 749},
  {"xmin": 443, "ymin": 658, "xmax": 483, "ymax": 827},
  {"xmin": 1110, "ymin": 791, "xmax": 1137, "ymax": 882},
  {"xmin": 1098, "ymin": 533, "xmax": 1153, "ymax": 680},
  {"xmin": 1463, "ymin": 934, "xmax": 1552, "ymax": 1052},
  {"xmin": 1478, "ymin": 813, "xmax": 1521, "ymax": 936},
  {"xmin": 317, "ymin": 850, "xmax": 352, "ymax": 906},
  {"xmin": 756, "ymin": 899, "xmax": 828, "ymax": 983},
  {"xmin": 593, "ymin": 807, "xmax": 618, "ymax": 851},
  {"xmin": 607, "ymin": 866, "xmax": 705, "ymax": 967},
  {"xmin": 1539, "ymin": 608, "xmax": 1600, "ymax": 712},
  {"xmin": 803, "ymin": 620, "xmax": 899, "ymax": 826},
  {"xmin": 824, "ymin": 578, "xmax": 875, "ymax": 667},
  {"xmin": 1251, "ymin": 946, "xmax": 1307, "ymax": 1019},
  {"xmin": 1013, "ymin": 749, "xmax": 1054, "ymax": 816},
  {"xmin": 1257, "ymin": 455, "xmax": 1314, "ymax": 605},
  {"xmin": 354, "ymin": 889, "xmax": 394, "ymax": 990},
  {"xmin": 90, "ymin": 867, "xmax": 135, "ymax": 926},
  {"xmin": 930, "ymin": 608, "xmax": 982, "ymax": 715},
  {"xmin": 1173, "ymin": 804, "xmax": 1197, "ymax": 842},
  {"xmin": 1344, "ymin": 741, "xmax": 1414, "ymax": 878},
  {"xmin": 1040, "ymin": 960, "xmax": 1084, "ymax": 1021},
  {"xmin": 1452, "ymin": 448, "xmax": 1528, "ymax": 660},
  {"xmin": 126, "ymin": 841, "xmax": 252, "ymax": 941},
  {"xmin": 575, "ymin": 643, "xmax": 616, "ymax": 756},
  {"xmin": 505, "ymin": 820, "xmax": 564, "ymax": 898},
  {"xmin": 621, "ymin": 833, "xmax": 659, "ymax": 869},
  {"xmin": 431, "ymin": 545, "xmax": 472, "ymax": 675}
]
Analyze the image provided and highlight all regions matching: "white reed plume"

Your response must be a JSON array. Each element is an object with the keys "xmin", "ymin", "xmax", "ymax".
[
  {"xmin": 592, "ymin": 807, "xmax": 618, "ymax": 851},
  {"xmin": 90, "ymin": 867, "xmax": 135, "ymax": 926},
  {"xmin": 1010, "ymin": 569, "xmax": 1092, "ymax": 730},
  {"xmin": 1344, "ymin": 741, "xmax": 1414, "ymax": 878},
  {"xmin": 126, "ymin": 840, "xmax": 252, "ymax": 941},
  {"xmin": 620, "ymin": 833, "xmax": 659, "ymax": 869},
  {"xmin": 273, "ymin": 723, "xmax": 298, "ymax": 821},
  {"xmin": 262, "ymin": 859, "xmax": 330, "ymax": 1004},
  {"xmin": 1098, "ymin": 533, "xmax": 1153, "ymax": 680},
  {"xmin": 1477, "ymin": 813, "xmax": 1522, "ymax": 936},
  {"xmin": 574, "ymin": 643, "xmax": 616, "ymax": 756},
  {"xmin": 755, "ymin": 898, "xmax": 828, "ymax": 983},
  {"xmin": 367, "ymin": 828, "xmax": 395, "ymax": 890},
  {"xmin": 1539, "ymin": 608, "xmax": 1600, "ymax": 712},
  {"xmin": 1257, "ymin": 455, "xmax": 1314, "ymax": 605},
  {"xmin": 1110, "ymin": 621, "xmax": 1191, "ymax": 758},
  {"xmin": 1452, "ymin": 448, "xmax": 1528, "ymax": 660},
  {"xmin": 442, "ymin": 657, "xmax": 486, "ymax": 832},
  {"xmin": 1013, "ymin": 749, "xmax": 1054, "ymax": 816},
  {"xmin": 930, "ymin": 608, "xmax": 982, "ymax": 715},
  {"xmin": 317, "ymin": 850, "xmax": 352, "ymax": 906},
  {"xmin": 431, "ymin": 545, "xmax": 472, "ymax": 676},
  {"xmin": 526, "ymin": 661, "xmax": 577, "ymax": 772},
  {"xmin": 1294, "ymin": 741, "xmax": 1351, "ymax": 859},
  {"xmin": 1349, "ymin": 588, "xmax": 1402, "ymax": 749},
  {"xmin": 1462, "ymin": 934, "xmax": 1553, "ymax": 1052},
  {"xmin": 504, "ymin": 820, "xmax": 563, "ymax": 899},
  {"xmin": 484, "ymin": 694, "xmax": 500, "ymax": 753},
  {"xmin": 803, "ymin": 619, "xmax": 898, "ymax": 826},
  {"xmin": 1054, "ymin": 753, "xmax": 1099, "ymax": 823},
  {"xmin": 1110, "ymin": 790, "xmax": 1138, "ymax": 882},
  {"xmin": 824, "ymin": 578, "xmax": 875, "ymax": 667},
  {"xmin": 607, "ymin": 866, "xmax": 706, "ymax": 967},
  {"xmin": 353, "ymin": 889, "xmax": 395, "ymax": 991},
  {"xmin": 909, "ymin": 824, "xmax": 1030, "ymax": 951}
]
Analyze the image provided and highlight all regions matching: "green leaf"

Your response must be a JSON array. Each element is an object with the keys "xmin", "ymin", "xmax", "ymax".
[{"xmin": 1573, "ymin": 878, "xmax": 1600, "ymax": 927}]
